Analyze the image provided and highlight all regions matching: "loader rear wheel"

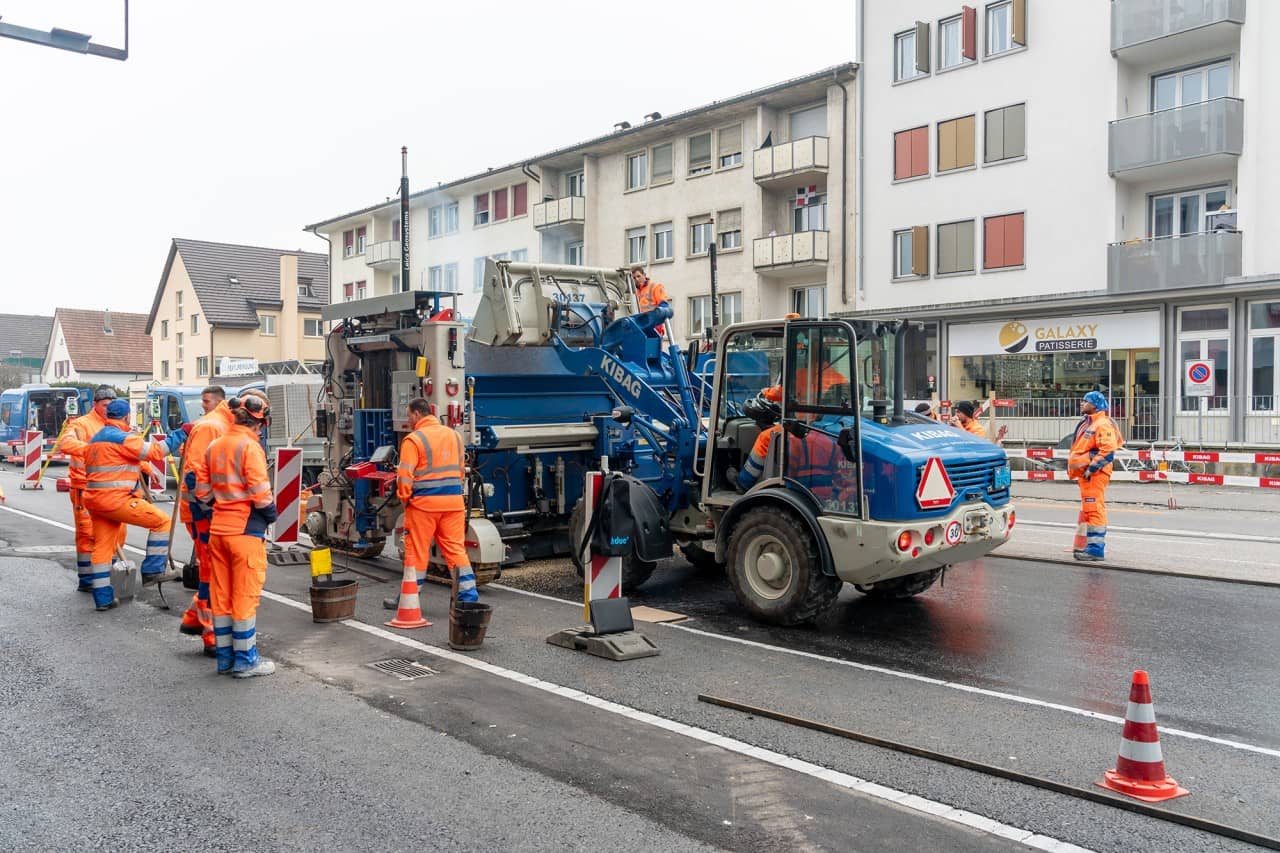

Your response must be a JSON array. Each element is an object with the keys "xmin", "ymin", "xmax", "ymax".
[
  {"xmin": 568, "ymin": 500, "xmax": 656, "ymax": 591},
  {"xmin": 854, "ymin": 568, "xmax": 942, "ymax": 599},
  {"xmin": 726, "ymin": 507, "xmax": 841, "ymax": 626}
]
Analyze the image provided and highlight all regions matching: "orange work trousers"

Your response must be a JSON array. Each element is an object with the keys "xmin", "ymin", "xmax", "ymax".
[
  {"xmin": 207, "ymin": 533, "xmax": 267, "ymax": 622},
  {"xmin": 71, "ymin": 487, "xmax": 124, "ymax": 586},
  {"xmin": 88, "ymin": 496, "xmax": 171, "ymax": 569},
  {"xmin": 1074, "ymin": 472, "xmax": 1110, "ymax": 557},
  {"xmin": 402, "ymin": 505, "xmax": 469, "ymax": 574}
]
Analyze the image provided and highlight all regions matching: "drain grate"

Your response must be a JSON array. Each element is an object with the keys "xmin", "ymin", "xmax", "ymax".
[{"xmin": 367, "ymin": 658, "xmax": 438, "ymax": 681}]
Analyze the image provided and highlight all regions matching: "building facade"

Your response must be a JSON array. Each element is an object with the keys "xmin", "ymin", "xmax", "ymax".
[
  {"xmin": 309, "ymin": 64, "xmax": 858, "ymax": 342},
  {"xmin": 145, "ymin": 238, "xmax": 329, "ymax": 385},
  {"xmin": 0, "ymin": 313, "xmax": 54, "ymax": 384},
  {"xmin": 853, "ymin": 0, "xmax": 1280, "ymax": 444},
  {"xmin": 42, "ymin": 308, "xmax": 151, "ymax": 388}
]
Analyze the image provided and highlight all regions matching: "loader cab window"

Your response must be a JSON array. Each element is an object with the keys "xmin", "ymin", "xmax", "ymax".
[
  {"xmin": 856, "ymin": 325, "xmax": 896, "ymax": 413},
  {"xmin": 717, "ymin": 327, "xmax": 784, "ymax": 421},
  {"xmin": 784, "ymin": 322, "xmax": 861, "ymax": 517}
]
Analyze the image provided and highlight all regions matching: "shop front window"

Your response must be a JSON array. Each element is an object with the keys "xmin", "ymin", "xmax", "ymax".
[
  {"xmin": 1178, "ymin": 306, "xmax": 1230, "ymax": 412},
  {"xmin": 1248, "ymin": 301, "xmax": 1280, "ymax": 412}
]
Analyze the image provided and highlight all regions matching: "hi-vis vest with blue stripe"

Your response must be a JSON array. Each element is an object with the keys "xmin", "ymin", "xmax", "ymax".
[{"xmin": 398, "ymin": 422, "xmax": 465, "ymax": 508}]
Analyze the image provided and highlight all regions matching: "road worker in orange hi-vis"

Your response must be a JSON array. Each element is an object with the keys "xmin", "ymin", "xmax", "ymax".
[
  {"xmin": 60, "ymin": 386, "xmax": 127, "ymax": 594},
  {"xmin": 1067, "ymin": 391, "xmax": 1122, "ymax": 562},
  {"xmin": 81, "ymin": 399, "xmax": 187, "ymax": 611},
  {"xmin": 950, "ymin": 401, "xmax": 988, "ymax": 438},
  {"xmin": 177, "ymin": 386, "xmax": 234, "ymax": 657},
  {"xmin": 388, "ymin": 397, "xmax": 478, "ymax": 611},
  {"xmin": 194, "ymin": 390, "xmax": 277, "ymax": 678},
  {"xmin": 630, "ymin": 265, "xmax": 670, "ymax": 335}
]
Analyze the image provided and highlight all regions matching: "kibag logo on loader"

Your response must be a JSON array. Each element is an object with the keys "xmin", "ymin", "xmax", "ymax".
[{"xmin": 600, "ymin": 354, "xmax": 643, "ymax": 399}]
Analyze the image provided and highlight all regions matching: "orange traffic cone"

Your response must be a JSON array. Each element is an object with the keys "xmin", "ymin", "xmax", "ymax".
[
  {"xmin": 385, "ymin": 563, "xmax": 431, "ymax": 629},
  {"xmin": 1097, "ymin": 670, "xmax": 1189, "ymax": 802}
]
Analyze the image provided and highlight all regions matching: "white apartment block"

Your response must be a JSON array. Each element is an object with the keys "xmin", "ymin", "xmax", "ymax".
[
  {"xmin": 854, "ymin": 0, "xmax": 1280, "ymax": 444},
  {"xmin": 309, "ymin": 65, "xmax": 857, "ymax": 343}
]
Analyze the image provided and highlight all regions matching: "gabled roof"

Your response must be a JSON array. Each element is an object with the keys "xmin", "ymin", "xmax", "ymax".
[
  {"xmin": 146, "ymin": 238, "xmax": 329, "ymax": 333},
  {"xmin": 0, "ymin": 313, "xmax": 54, "ymax": 364},
  {"xmin": 53, "ymin": 308, "xmax": 151, "ymax": 374}
]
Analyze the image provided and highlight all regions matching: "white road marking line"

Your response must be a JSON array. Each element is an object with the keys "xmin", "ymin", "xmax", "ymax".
[
  {"xmin": 256, "ymin": 588, "xmax": 1084, "ymax": 852},
  {"xmin": 489, "ymin": 582, "xmax": 1280, "ymax": 759},
  {"xmin": 5, "ymin": 500, "xmax": 1278, "ymax": 763},
  {"xmin": 1018, "ymin": 518, "xmax": 1280, "ymax": 545}
]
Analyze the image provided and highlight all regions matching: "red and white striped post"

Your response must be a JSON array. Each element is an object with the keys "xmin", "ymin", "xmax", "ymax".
[
  {"xmin": 581, "ymin": 469, "xmax": 622, "ymax": 621},
  {"xmin": 19, "ymin": 430, "xmax": 43, "ymax": 490},
  {"xmin": 271, "ymin": 447, "xmax": 303, "ymax": 545}
]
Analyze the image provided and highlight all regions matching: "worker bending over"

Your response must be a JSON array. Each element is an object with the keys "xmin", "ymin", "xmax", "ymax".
[
  {"xmin": 60, "ymin": 386, "xmax": 126, "ymax": 593},
  {"xmin": 177, "ymin": 386, "xmax": 234, "ymax": 655},
  {"xmin": 1067, "ymin": 391, "xmax": 1121, "ymax": 562},
  {"xmin": 81, "ymin": 399, "xmax": 186, "ymax": 611},
  {"xmin": 195, "ymin": 391, "xmax": 277, "ymax": 677},
  {"xmin": 393, "ymin": 397, "xmax": 478, "ymax": 610}
]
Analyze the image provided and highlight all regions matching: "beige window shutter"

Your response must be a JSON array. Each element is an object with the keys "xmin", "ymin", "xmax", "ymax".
[
  {"xmin": 1012, "ymin": 0, "xmax": 1027, "ymax": 46},
  {"xmin": 911, "ymin": 225, "xmax": 929, "ymax": 275},
  {"xmin": 718, "ymin": 124, "xmax": 742, "ymax": 157},
  {"xmin": 957, "ymin": 115, "xmax": 976, "ymax": 168},
  {"xmin": 718, "ymin": 208, "xmax": 742, "ymax": 232},
  {"xmin": 939, "ymin": 120, "xmax": 957, "ymax": 171}
]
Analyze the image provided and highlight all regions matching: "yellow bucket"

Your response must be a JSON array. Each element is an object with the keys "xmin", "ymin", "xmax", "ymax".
[{"xmin": 310, "ymin": 547, "xmax": 333, "ymax": 579}]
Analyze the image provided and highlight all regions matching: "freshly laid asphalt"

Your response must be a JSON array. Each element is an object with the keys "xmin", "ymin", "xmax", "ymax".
[{"xmin": 2, "ymin": 467, "xmax": 1277, "ymax": 852}]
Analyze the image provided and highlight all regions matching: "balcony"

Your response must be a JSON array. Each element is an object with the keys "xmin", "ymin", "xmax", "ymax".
[
  {"xmin": 753, "ymin": 136, "xmax": 829, "ymax": 190},
  {"xmin": 532, "ymin": 196, "xmax": 586, "ymax": 230},
  {"xmin": 1109, "ymin": 98, "xmax": 1243, "ymax": 182},
  {"xmin": 1107, "ymin": 231, "xmax": 1242, "ymax": 293},
  {"xmin": 1111, "ymin": 0, "xmax": 1244, "ymax": 64},
  {"xmin": 753, "ymin": 231, "xmax": 829, "ymax": 280},
  {"xmin": 364, "ymin": 240, "xmax": 401, "ymax": 269}
]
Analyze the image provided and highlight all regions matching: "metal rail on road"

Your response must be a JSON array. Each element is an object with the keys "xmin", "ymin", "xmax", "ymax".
[
  {"xmin": 697, "ymin": 694, "xmax": 1280, "ymax": 851},
  {"xmin": 988, "ymin": 552, "xmax": 1280, "ymax": 589},
  {"xmin": 1016, "ymin": 518, "xmax": 1280, "ymax": 546}
]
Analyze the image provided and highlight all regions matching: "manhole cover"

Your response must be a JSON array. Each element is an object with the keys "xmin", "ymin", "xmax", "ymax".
[
  {"xmin": 13, "ymin": 545, "xmax": 76, "ymax": 554},
  {"xmin": 367, "ymin": 659, "xmax": 438, "ymax": 681}
]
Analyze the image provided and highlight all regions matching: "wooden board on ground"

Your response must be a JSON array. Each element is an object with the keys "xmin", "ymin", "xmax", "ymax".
[{"xmin": 630, "ymin": 605, "xmax": 687, "ymax": 624}]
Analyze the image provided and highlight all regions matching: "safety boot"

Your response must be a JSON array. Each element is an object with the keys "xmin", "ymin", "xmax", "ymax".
[
  {"xmin": 95, "ymin": 600, "xmax": 118, "ymax": 612},
  {"xmin": 141, "ymin": 569, "xmax": 182, "ymax": 586},
  {"xmin": 1074, "ymin": 551, "xmax": 1103, "ymax": 562},
  {"xmin": 233, "ymin": 659, "xmax": 276, "ymax": 679}
]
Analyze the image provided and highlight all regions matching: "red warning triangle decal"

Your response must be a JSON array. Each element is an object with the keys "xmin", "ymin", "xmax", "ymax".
[{"xmin": 916, "ymin": 457, "xmax": 955, "ymax": 509}]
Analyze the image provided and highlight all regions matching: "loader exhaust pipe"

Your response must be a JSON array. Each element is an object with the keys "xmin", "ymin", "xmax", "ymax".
[{"xmin": 892, "ymin": 320, "xmax": 906, "ymax": 425}]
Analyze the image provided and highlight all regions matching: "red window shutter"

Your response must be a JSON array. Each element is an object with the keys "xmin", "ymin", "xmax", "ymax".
[
  {"xmin": 894, "ymin": 131, "xmax": 911, "ymax": 180},
  {"xmin": 343, "ymin": 283, "xmax": 353, "ymax": 298},
  {"xmin": 343, "ymin": 230, "xmax": 353, "ymax": 249},
  {"xmin": 910, "ymin": 127, "xmax": 929, "ymax": 177},
  {"xmin": 513, "ymin": 183, "xmax": 528, "ymax": 217},
  {"xmin": 494, "ymin": 188, "xmax": 508, "ymax": 221},
  {"xmin": 962, "ymin": 6, "xmax": 977, "ymax": 60},
  {"xmin": 474, "ymin": 193, "xmax": 488, "ymax": 213},
  {"xmin": 985, "ymin": 216, "xmax": 1005, "ymax": 269},
  {"xmin": 356, "ymin": 226, "xmax": 366, "ymax": 239},
  {"xmin": 1004, "ymin": 213, "xmax": 1025, "ymax": 266},
  {"xmin": 391, "ymin": 219, "xmax": 400, "ymax": 241}
]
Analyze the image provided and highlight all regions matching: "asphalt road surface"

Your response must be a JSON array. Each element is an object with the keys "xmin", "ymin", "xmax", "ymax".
[{"xmin": 2, "ymin": 472, "xmax": 1277, "ymax": 852}]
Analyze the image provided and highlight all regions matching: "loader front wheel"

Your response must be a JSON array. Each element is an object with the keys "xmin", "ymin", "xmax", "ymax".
[{"xmin": 726, "ymin": 507, "xmax": 841, "ymax": 625}]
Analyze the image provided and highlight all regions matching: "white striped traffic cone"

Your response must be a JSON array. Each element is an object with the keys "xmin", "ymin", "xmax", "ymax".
[
  {"xmin": 385, "ymin": 562, "xmax": 430, "ymax": 629},
  {"xmin": 1097, "ymin": 670, "xmax": 1189, "ymax": 802}
]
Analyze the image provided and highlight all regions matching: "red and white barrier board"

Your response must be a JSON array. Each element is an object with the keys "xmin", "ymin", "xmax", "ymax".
[
  {"xmin": 581, "ymin": 470, "xmax": 622, "ymax": 621},
  {"xmin": 1012, "ymin": 470, "xmax": 1280, "ymax": 489},
  {"xmin": 1008, "ymin": 448, "xmax": 1280, "ymax": 465},
  {"xmin": 20, "ymin": 430, "xmax": 43, "ymax": 490},
  {"xmin": 271, "ymin": 447, "xmax": 302, "ymax": 544}
]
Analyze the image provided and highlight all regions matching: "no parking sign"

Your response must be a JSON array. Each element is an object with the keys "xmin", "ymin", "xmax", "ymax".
[{"xmin": 1184, "ymin": 360, "xmax": 1213, "ymax": 398}]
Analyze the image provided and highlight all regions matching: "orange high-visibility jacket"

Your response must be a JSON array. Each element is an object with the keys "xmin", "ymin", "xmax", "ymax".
[
  {"xmin": 82, "ymin": 419, "xmax": 170, "ymax": 512},
  {"xmin": 636, "ymin": 277, "xmax": 669, "ymax": 312},
  {"xmin": 960, "ymin": 418, "xmax": 988, "ymax": 438},
  {"xmin": 396, "ymin": 414, "xmax": 466, "ymax": 512},
  {"xmin": 61, "ymin": 407, "xmax": 110, "ymax": 490},
  {"xmin": 179, "ymin": 402, "xmax": 235, "ymax": 520},
  {"xmin": 1068, "ymin": 411, "xmax": 1122, "ymax": 479},
  {"xmin": 199, "ymin": 424, "xmax": 275, "ymax": 536}
]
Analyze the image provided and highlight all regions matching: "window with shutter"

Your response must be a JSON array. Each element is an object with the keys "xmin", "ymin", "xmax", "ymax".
[
  {"xmin": 984, "ymin": 103, "xmax": 1025, "ymax": 163},
  {"xmin": 717, "ymin": 208, "xmax": 742, "ymax": 251},
  {"xmin": 911, "ymin": 225, "xmax": 929, "ymax": 275},
  {"xmin": 626, "ymin": 152, "xmax": 647, "ymax": 190},
  {"xmin": 717, "ymin": 124, "xmax": 743, "ymax": 168},
  {"xmin": 983, "ymin": 213, "xmax": 1024, "ymax": 269},
  {"xmin": 688, "ymin": 133, "xmax": 712, "ymax": 175},
  {"xmin": 894, "ymin": 126, "xmax": 930, "ymax": 180},
  {"xmin": 937, "ymin": 115, "xmax": 975, "ymax": 172},
  {"xmin": 789, "ymin": 105, "xmax": 827, "ymax": 140},
  {"xmin": 493, "ymin": 187, "xmax": 509, "ymax": 221},
  {"xmin": 937, "ymin": 220, "xmax": 975, "ymax": 274},
  {"xmin": 513, "ymin": 183, "xmax": 527, "ymax": 217},
  {"xmin": 627, "ymin": 227, "xmax": 647, "ymax": 264},
  {"xmin": 474, "ymin": 193, "xmax": 489, "ymax": 226},
  {"xmin": 652, "ymin": 222, "xmax": 673, "ymax": 261},
  {"xmin": 651, "ymin": 144, "xmax": 673, "ymax": 183},
  {"xmin": 689, "ymin": 215, "xmax": 713, "ymax": 256}
]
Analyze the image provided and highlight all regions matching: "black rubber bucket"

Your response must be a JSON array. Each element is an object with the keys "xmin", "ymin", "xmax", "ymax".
[
  {"xmin": 448, "ymin": 601, "xmax": 492, "ymax": 651},
  {"xmin": 309, "ymin": 579, "xmax": 358, "ymax": 623}
]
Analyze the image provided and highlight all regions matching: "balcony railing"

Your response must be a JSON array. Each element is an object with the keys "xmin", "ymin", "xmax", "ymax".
[
  {"xmin": 532, "ymin": 196, "xmax": 586, "ymax": 230},
  {"xmin": 753, "ymin": 136, "xmax": 829, "ymax": 186},
  {"xmin": 753, "ymin": 231, "xmax": 829, "ymax": 273},
  {"xmin": 1108, "ymin": 98, "xmax": 1243, "ymax": 178},
  {"xmin": 1111, "ymin": 0, "xmax": 1245, "ymax": 60},
  {"xmin": 364, "ymin": 240, "xmax": 401, "ymax": 268},
  {"xmin": 1107, "ymin": 231, "xmax": 1242, "ymax": 293}
]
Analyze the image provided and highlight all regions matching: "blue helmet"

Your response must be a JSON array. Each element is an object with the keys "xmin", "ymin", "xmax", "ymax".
[{"xmin": 1083, "ymin": 391, "xmax": 1109, "ymax": 411}]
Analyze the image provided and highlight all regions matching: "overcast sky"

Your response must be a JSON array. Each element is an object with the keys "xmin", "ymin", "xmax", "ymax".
[{"xmin": 0, "ymin": 0, "xmax": 855, "ymax": 317}]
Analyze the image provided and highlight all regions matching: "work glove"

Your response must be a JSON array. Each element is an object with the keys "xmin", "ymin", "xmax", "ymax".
[
  {"xmin": 164, "ymin": 429, "xmax": 187, "ymax": 454},
  {"xmin": 256, "ymin": 502, "xmax": 279, "ymax": 525}
]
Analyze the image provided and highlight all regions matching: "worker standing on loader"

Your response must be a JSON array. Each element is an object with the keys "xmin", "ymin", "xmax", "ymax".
[
  {"xmin": 177, "ymin": 386, "xmax": 233, "ymax": 655},
  {"xmin": 196, "ymin": 391, "xmax": 277, "ymax": 677},
  {"xmin": 1067, "ymin": 391, "xmax": 1121, "ymax": 562},
  {"xmin": 60, "ymin": 386, "xmax": 125, "ymax": 593},
  {"xmin": 82, "ymin": 399, "xmax": 186, "ymax": 611},
  {"xmin": 388, "ymin": 397, "xmax": 478, "ymax": 610},
  {"xmin": 630, "ymin": 266, "xmax": 670, "ymax": 336},
  {"xmin": 950, "ymin": 401, "xmax": 988, "ymax": 438}
]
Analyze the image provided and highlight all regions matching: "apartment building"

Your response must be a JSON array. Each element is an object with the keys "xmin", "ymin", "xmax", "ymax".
[
  {"xmin": 145, "ymin": 238, "xmax": 329, "ymax": 385},
  {"xmin": 854, "ymin": 0, "xmax": 1280, "ymax": 444},
  {"xmin": 309, "ymin": 64, "xmax": 857, "ymax": 342},
  {"xmin": 310, "ymin": 164, "xmax": 539, "ymax": 318}
]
